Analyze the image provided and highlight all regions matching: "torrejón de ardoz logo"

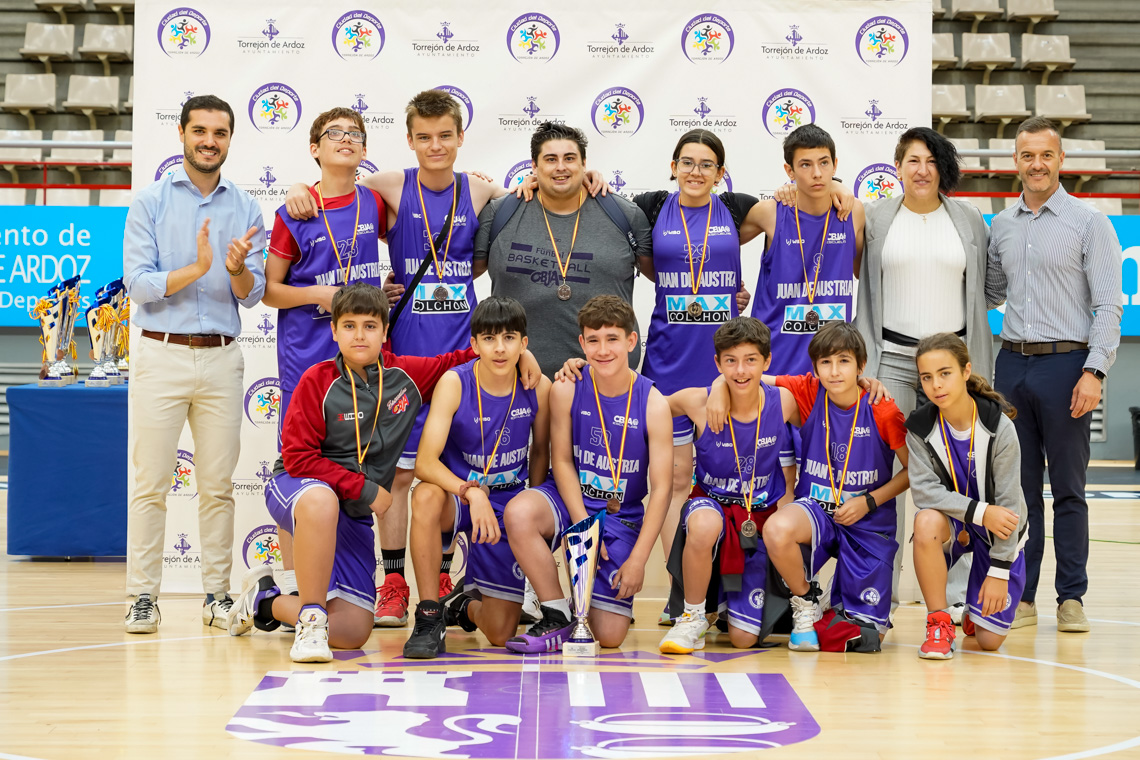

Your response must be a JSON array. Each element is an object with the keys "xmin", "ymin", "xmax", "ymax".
[
  {"xmin": 841, "ymin": 99, "xmax": 909, "ymax": 135},
  {"xmin": 412, "ymin": 21, "xmax": 480, "ymax": 58},
  {"xmin": 248, "ymin": 82, "xmax": 302, "ymax": 134},
  {"xmin": 158, "ymin": 7, "xmax": 210, "ymax": 58},
  {"xmin": 434, "ymin": 85, "xmax": 475, "ymax": 131},
  {"xmin": 234, "ymin": 18, "xmax": 304, "ymax": 54},
  {"xmin": 762, "ymin": 88, "xmax": 816, "ymax": 138},
  {"xmin": 855, "ymin": 163, "xmax": 900, "ymax": 202},
  {"xmin": 332, "ymin": 11, "xmax": 385, "ymax": 61},
  {"xmin": 670, "ymin": 95, "xmax": 737, "ymax": 132},
  {"xmin": 681, "ymin": 13, "xmax": 734, "ymax": 64},
  {"xmin": 507, "ymin": 13, "xmax": 560, "ymax": 63},
  {"xmin": 591, "ymin": 87, "xmax": 645, "ymax": 137},
  {"xmin": 761, "ymin": 23, "xmax": 829, "ymax": 61},
  {"xmin": 855, "ymin": 16, "xmax": 910, "ymax": 66},
  {"xmin": 586, "ymin": 22, "xmax": 655, "ymax": 59},
  {"xmin": 154, "ymin": 154, "xmax": 183, "ymax": 182}
]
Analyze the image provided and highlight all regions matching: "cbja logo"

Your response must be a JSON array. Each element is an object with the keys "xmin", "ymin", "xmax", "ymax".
[
  {"xmin": 248, "ymin": 83, "xmax": 302, "ymax": 133},
  {"xmin": 762, "ymin": 88, "xmax": 816, "ymax": 137},
  {"xmin": 434, "ymin": 85, "xmax": 474, "ymax": 130},
  {"xmin": 681, "ymin": 13, "xmax": 734, "ymax": 63},
  {"xmin": 856, "ymin": 16, "xmax": 909, "ymax": 66},
  {"xmin": 860, "ymin": 587, "xmax": 881, "ymax": 606},
  {"xmin": 591, "ymin": 87, "xmax": 645, "ymax": 136},
  {"xmin": 158, "ymin": 7, "xmax": 210, "ymax": 58},
  {"xmin": 503, "ymin": 160, "xmax": 533, "ymax": 189},
  {"xmin": 749, "ymin": 588, "xmax": 766, "ymax": 609},
  {"xmin": 245, "ymin": 378, "xmax": 282, "ymax": 426},
  {"xmin": 154, "ymin": 154, "xmax": 183, "ymax": 182},
  {"xmin": 243, "ymin": 525, "xmax": 282, "ymax": 568},
  {"xmin": 856, "ymin": 163, "xmax": 900, "ymax": 201},
  {"xmin": 507, "ymin": 13, "xmax": 560, "ymax": 63},
  {"xmin": 333, "ymin": 11, "xmax": 385, "ymax": 61},
  {"xmin": 169, "ymin": 448, "xmax": 196, "ymax": 498}
]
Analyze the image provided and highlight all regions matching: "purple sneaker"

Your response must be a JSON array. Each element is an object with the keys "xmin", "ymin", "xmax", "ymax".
[{"xmin": 505, "ymin": 604, "xmax": 574, "ymax": 654}]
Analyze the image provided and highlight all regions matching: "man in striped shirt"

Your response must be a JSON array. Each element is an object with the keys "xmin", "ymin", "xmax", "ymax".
[{"xmin": 985, "ymin": 116, "xmax": 1122, "ymax": 634}]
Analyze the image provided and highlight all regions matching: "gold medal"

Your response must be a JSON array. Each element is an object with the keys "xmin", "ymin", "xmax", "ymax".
[
  {"xmin": 416, "ymin": 171, "xmax": 459, "ymax": 297},
  {"xmin": 728, "ymin": 388, "xmax": 765, "ymax": 533},
  {"xmin": 794, "ymin": 205, "xmax": 831, "ymax": 305},
  {"xmin": 740, "ymin": 519, "xmax": 757, "ymax": 538},
  {"xmin": 433, "ymin": 285, "xmax": 449, "ymax": 301},
  {"xmin": 557, "ymin": 282, "xmax": 572, "ymax": 301},
  {"xmin": 606, "ymin": 497, "xmax": 621, "ymax": 514},
  {"xmin": 805, "ymin": 310, "xmax": 820, "ymax": 329},
  {"xmin": 687, "ymin": 300, "xmax": 704, "ymax": 317},
  {"xmin": 680, "ymin": 196, "xmax": 714, "ymax": 311},
  {"xmin": 591, "ymin": 367, "xmax": 635, "ymax": 514}
]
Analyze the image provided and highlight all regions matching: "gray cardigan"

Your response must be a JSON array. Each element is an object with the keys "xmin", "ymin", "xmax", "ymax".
[{"xmin": 855, "ymin": 194, "xmax": 994, "ymax": 382}]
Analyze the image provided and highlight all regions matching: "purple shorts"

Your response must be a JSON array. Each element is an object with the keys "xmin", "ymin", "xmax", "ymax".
[
  {"xmin": 672, "ymin": 414, "xmax": 695, "ymax": 447},
  {"xmin": 682, "ymin": 498, "xmax": 772, "ymax": 636},
  {"xmin": 796, "ymin": 497, "xmax": 897, "ymax": 634},
  {"xmin": 397, "ymin": 403, "xmax": 431, "ymax": 470},
  {"xmin": 444, "ymin": 486, "xmax": 526, "ymax": 603},
  {"xmin": 265, "ymin": 472, "xmax": 376, "ymax": 612},
  {"xmin": 529, "ymin": 480, "xmax": 641, "ymax": 618},
  {"xmin": 944, "ymin": 516, "xmax": 1027, "ymax": 634}
]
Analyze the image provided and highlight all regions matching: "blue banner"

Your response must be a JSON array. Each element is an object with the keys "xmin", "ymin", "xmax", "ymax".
[
  {"xmin": 0, "ymin": 206, "xmax": 127, "ymax": 326},
  {"xmin": 984, "ymin": 215, "xmax": 1139, "ymax": 335}
]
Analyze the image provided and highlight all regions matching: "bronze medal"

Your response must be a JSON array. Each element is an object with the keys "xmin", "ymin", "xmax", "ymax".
[
  {"xmin": 687, "ymin": 300, "xmax": 704, "ymax": 318},
  {"xmin": 606, "ymin": 497, "xmax": 621, "ymax": 514},
  {"xmin": 805, "ymin": 309, "xmax": 820, "ymax": 329},
  {"xmin": 557, "ymin": 282, "xmax": 572, "ymax": 301},
  {"xmin": 740, "ymin": 518, "xmax": 757, "ymax": 538},
  {"xmin": 433, "ymin": 285, "xmax": 449, "ymax": 301}
]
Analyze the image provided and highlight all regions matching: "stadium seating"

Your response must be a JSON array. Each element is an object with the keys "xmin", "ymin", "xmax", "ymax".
[
  {"xmin": 974, "ymin": 85, "xmax": 1031, "ymax": 138},
  {"xmin": 33, "ymin": 0, "xmax": 88, "ymax": 24},
  {"xmin": 1036, "ymin": 85, "xmax": 1092, "ymax": 131},
  {"xmin": 0, "ymin": 129, "xmax": 44, "ymax": 183},
  {"xmin": 988, "ymin": 138, "xmax": 1017, "ymax": 173},
  {"xmin": 48, "ymin": 128, "xmax": 104, "ymax": 182},
  {"xmin": 123, "ymin": 76, "xmax": 132, "ymax": 111},
  {"xmin": 959, "ymin": 196, "xmax": 994, "ymax": 214},
  {"xmin": 98, "ymin": 188, "xmax": 132, "ymax": 205},
  {"xmin": 948, "ymin": 137, "xmax": 983, "ymax": 169},
  {"xmin": 91, "ymin": 0, "xmax": 134, "ymax": 25},
  {"xmin": 18, "ymin": 23, "xmax": 76, "ymax": 73},
  {"xmin": 111, "ymin": 128, "xmax": 131, "ymax": 163},
  {"xmin": 0, "ymin": 73, "xmax": 57, "ymax": 129},
  {"xmin": 77, "ymin": 24, "xmax": 133, "ymax": 76},
  {"xmin": 1083, "ymin": 197, "xmax": 1123, "ymax": 215},
  {"xmin": 932, "ymin": 84, "xmax": 970, "ymax": 132},
  {"xmin": 0, "ymin": 188, "xmax": 29, "ymax": 205},
  {"xmin": 949, "ymin": 0, "xmax": 1002, "ymax": 33},
  {"xmin": 932, "ymin": 33, "xmax": 957, "ymax": 70},
  {"xmin": 1021, "ymin": 35, "xmax": 1075, "ymax": 85},
  {"xmin": 933, "ymin": 0, "xmax": 946, "ymax": 20},
  {"xmin": 960, "ymin": 33, "xmax": 1015, "ymax": 85},
  {"xmin": 61, "ymin": 75, "xmax": 120, "ymax": 129},
  {"xmin": 33, "ymin": 188, "xmax": 91, "ymax": 205},
  {"xmin": 1006, "ymin": 0, "xmax": 1059, "ymax": 33}
]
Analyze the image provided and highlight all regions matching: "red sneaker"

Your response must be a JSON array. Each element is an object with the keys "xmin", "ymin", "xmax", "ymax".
[
  {"xmin": 374, "ymin": 574, "xmax": 410, "ymax": 627},
  {"xmin": 962, "ymin": 609, "xmax": 976, "ymax": 637},
  {"xmin": 439, "ymin": 572, "xmax": 454, "ymax": 600},
  {"xmin": 918, "ymin": 610, "xmax": 956, "ymax": 660}
]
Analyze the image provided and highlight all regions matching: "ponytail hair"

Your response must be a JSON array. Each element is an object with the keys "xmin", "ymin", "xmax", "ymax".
[{"xmin": 915, "ymin": 333, "xmax": 1017, "ymax": 420}]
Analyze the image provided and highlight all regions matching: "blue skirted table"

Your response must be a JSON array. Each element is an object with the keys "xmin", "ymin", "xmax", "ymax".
[{"xmin": 7, "ymin": 382, "xmax": 128, "ymax": 556}]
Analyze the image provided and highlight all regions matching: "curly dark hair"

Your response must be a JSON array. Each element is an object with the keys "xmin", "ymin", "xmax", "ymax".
[{"xmin": 893, "ymin": 127, "xmax": 961, "ymax": 194}]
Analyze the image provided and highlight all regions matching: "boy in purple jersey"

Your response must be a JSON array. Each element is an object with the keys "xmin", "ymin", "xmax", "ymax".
[
  {"xmin": 502, "ymin": 296, "xmax": 673, "ymax": 653},
  {"xmin": 764, "ymin": 322, "xmax": 909, "ymax": 651},
  {"xmin": 909, "ymin": 334, "xmax": 1026, "ymax": 659},
  {"xmin": 264, "ymin": 107, "xmax": 388, "ymax": 600},
  {"xmin": 402, "ymin": 297, "xmax": 552, "ymax": 659},
  {"xmin": 746, "ymin": 124, "xmax": 866, "ymax": 376},
  {"xmin": 659, "ymin": 318, "xmax": 797, "ymax": 654}
]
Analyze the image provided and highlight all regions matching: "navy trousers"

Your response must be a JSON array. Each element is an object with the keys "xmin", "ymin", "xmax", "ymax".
[{"xmin": 994, "ymin": 348, "xmax": 1091, "ymax": 606}]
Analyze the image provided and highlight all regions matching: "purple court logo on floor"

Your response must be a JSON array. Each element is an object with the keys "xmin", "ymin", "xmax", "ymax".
[
  {"xmin": 681, "ymin": 14, "xmax": 734, "ymax": 64},
  {"xmin": 228, "ymin": 669, "xmax": 820, "ymax": 757},
  {"xmin": 243, "ymin": 525, "xmax": 282, "ymax": 568},
  {"xmin": 856, "ymin": 16, "xmax": 909, "ymax": 66},
  {"xmin": 249, "ymin": 83, "xmax": 302, "ymax": 133},
  {"xmin": 856, "ymin": 164, "xmax": 900, "ymax": 201},
  {"xmin": 591, "ymin": 87, "xmax": 645, "ymax": 136},
  {"xmin": 333, "ymin": 11, "xmax": 385, "ymax": 61},
  {"xmin": 507, "ymin": 13, "xmax": 560, "ymax": 63},
  {"xmin": 158, "ymin": 7, "xmax": 210, "ymax": 57},
  {"xmin": 503, "ymin": 159, "xmax": 534, "ymax": 189},
  {"xmin": 169, "ymin": 448, "xmax": 196, "ymax": 499},
  {"xmin": 245, "ymin": 377, "xmax": 282, "ymax": 427},
  {"xmin": 762, "ymin": 88, "xmax": 816, "ymax": 137},
  {"xmin": 154, "ymin": 154, "xmax": 183, "ymax": 182},
  {"xmin": 434, "ymin": 85, "xmax": 475, "ymax": 131}
]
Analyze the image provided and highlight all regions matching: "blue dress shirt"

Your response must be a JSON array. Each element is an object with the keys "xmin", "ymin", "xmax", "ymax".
[{"xmin": 123, "ymin": 165, "xmax": 267, "ymax": 337}]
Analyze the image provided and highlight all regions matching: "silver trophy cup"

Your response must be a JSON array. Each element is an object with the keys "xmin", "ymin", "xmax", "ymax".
[
  {"xmin": 86, "ymin": 279, "xmax": 126, "ymax": 386},
  {"xmin": 561, "ymin": 511, "xmax": 605, "ymax": 657}
]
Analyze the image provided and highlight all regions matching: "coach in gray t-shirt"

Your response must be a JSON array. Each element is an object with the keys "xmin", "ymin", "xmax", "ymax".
[{"xmin": 474, "ymin": 122, "xmax": 653, "ymax": 376}]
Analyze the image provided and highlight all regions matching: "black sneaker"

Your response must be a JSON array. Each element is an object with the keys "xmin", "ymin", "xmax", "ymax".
[
  {"xmin": 443, "ymin": 591, "xmax": 478, "ymax": 633},
  {"xmin": 403, "ymin": 602, "xmax": 446, "ymax": 659}
]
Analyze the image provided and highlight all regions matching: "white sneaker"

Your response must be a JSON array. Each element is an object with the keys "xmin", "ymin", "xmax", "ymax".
[
  {"xmin": 788, "ymin": 594, "xmax": 822, "ymax": 652},
  {"xmin": 949, "ymin": 602, "xmax": 965, "ymax": 626},
  {"xmin": 658, "ymin": 610, "xmax": 710, "ymax": 654},
  {"xmin": 291, "ymin": 606, "xmax": 333, "ymax": 663},
  {"xmin": 228, "ymin": 565, "xmax": 276, "ymax": 636},
  {"xmin": 125, "ymin": 594, "xmax": 161, "ymax": 634},
  {"xmin": 520, "ymin": 579, "xmax": 541, "ymax": 625},
  {"xmin": 202, "ymin": 594, "xmax": 234, "ymax": 629}
]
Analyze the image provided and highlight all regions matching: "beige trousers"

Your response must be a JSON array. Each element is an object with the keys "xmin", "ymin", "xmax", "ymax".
[{"xmin": 126, "ymin": 336, "xmax": 244, "ymax": 598}]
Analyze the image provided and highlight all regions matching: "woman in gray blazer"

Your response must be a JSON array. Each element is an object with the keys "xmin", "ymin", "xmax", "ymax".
[{"xmin": 855, "ymin": 127, "xmax": 993, "ymax": 416}]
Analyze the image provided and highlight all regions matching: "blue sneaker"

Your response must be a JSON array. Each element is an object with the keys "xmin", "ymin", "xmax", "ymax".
[{"xmin": 788, "ymin": 593, "xmax": 821, "ymax": 652}]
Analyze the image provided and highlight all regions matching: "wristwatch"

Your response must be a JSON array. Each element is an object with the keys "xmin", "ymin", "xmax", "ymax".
[
  {"xmin": 864, "ymin": 492, "xmax": 878, "ymax": 513},
  {"xmin": 1084, "ymin": 368, "xmax": 1106, "ymax": 381}
]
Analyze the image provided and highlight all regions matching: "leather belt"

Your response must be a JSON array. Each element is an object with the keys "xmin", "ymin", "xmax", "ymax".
[
  {"xmin": 142, "ymin": 330, "xmax": 234, "ymax": 348},
  {"xmin": 1001, "ymin": 340, "xmax": 1088, "ymax": 356}
]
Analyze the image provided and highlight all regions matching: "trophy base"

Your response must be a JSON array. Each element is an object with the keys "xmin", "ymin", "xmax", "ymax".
[
  {"xmin": 86, "ymin": 378, "xmax": 112, "ymax": 387},
  {"xmin": 37, "ymin": 378, "xmax": 67, "ymax": 387},
  {"xmin": 563, "ymin": 640, "xmax": 601, "ymax": 657}
]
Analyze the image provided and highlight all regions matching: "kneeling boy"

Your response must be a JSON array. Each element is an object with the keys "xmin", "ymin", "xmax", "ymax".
[{"xmin": 403, "ymin": 296, "xmax": 552, "ymax": 658}]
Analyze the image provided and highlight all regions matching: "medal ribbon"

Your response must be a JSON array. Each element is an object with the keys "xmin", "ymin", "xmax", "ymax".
[
  {"xmin": 680, "ymin": 196, "xmax": 714, "ymax": 298},
  {"xmin": 415, "ymin": 170, "xmax": 459, "ymax": 283},
  {"xmin": 823, "ymin": 393, "xmax": 860, "ymax": 506},
  {"xmin": 316, "ymin": 183, "xmax": 361, "ymax": 286},
  {"xmin": 938, "ymin": 400, "xmax": 977, "ymax": 496},
  {"xmin": 540, "ymin": 189, "xmax": 585, "ymax": 288},
  {"xmin": 727, "ymin": 388, "xmax": 765, "ymax": 521},
  {"xmin": 348, "ymin": 361, "xmax": 383, "ymax": 471},
  {"xmin": 793, "ymin": 206, "xmax": 830, "ymax": 304},
  {"xmin": 474, "ymin": 359, "xmax": 519, "ymax": 486},
  {"xmin": 591, "ymin": 367, "xmax": 635, "ymax": 507}
]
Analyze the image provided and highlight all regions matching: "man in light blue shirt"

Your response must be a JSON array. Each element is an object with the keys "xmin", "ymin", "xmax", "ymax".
[{"xmin": 122, "ymin": 94, "xmax": 267, "ymax": 634}]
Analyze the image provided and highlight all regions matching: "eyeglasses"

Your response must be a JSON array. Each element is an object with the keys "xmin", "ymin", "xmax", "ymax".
[
  {"xmin": 320, "ymin": 127, "xmax": 366, "ymax": 144},
  {"xmin": 676, "ymin": 158, "xmax": 721, "ymax": 175}
]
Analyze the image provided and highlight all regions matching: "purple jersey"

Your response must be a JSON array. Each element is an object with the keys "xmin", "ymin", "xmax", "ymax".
[
  {"xmin": 693, "ymin": 384, "xmax": 792, "ymax": 508},
  {"xmin": 387, "ymin": 168, "xmax": 478, "ymax": 356},
  {"xmin": 275, "ymin": 187, "xmax": 384, "ymax": 393},
  {"xmin": 439, "ymin": 359, "xmax": 538, "ymax": 496},
  {"xmin": 569, "ymin": 367, "xmax": 654, "ymax": 523},
  {"xmin": 642, "ymin": 193, "xmax": 740, "ymax": 395},
  {"xmin": 796, "ymin": 384, "xmax": 897, "ymax": 535},
  {"xmin": 751, "ymin": 203, "xmax": 856, "ymax": 375},
  {"xmin": 945, "ymin": 426, "xmax": 981, "ymax": 501}
]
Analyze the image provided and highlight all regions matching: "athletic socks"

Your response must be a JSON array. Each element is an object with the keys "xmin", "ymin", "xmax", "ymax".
[
  {"xmin": 381, "ymin": 548, "xmax": 406, "ymax": 579},
  {"xmin": 440, "ymin": 552, "xmax": 454, "ymax": 574},
  {"xmin": 683, "ymin": 601, "xmax": 704, "ymax": 618},
  {"xmin": 544, "ymin": 598, "xmax": 572, "ymax": 619},
  {"xmin": 278, "ymin": 569, "xmax": 298, "ymax": 595}
]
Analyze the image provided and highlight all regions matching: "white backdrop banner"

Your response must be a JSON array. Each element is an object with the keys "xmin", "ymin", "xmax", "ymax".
[{"xmin": 130, "ymin": 0, "xmax": 931, "ymax": 594}]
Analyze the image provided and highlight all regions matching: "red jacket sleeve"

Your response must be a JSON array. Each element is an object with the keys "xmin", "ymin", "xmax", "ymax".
[
  {"xmin": 774, "ymin": 374, "xmax": 819, "ymax": 422},
  {"xmin": 268, "ymin": 211, "xmax": 299, "ymax": 261},
  {"xmin": 384, "ymin": 347, "xmax": 477, "ymax": 402},
  {"xmin": 871, "ymin": 398, "xmax": 908, "ymax": 450},
  {"xmin": 280, "ymin": 365, "xmax": 368, "ymax": 501}
]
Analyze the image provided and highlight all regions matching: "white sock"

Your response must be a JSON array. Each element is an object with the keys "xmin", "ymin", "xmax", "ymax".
[
  {"xmin": 543, "ymin": 598, "xmax": 572, "ymax": 618},
  {"xmin": 279, "ymin": 569, "xmax": 298, "ymax": 595},
  {"xmin": 684, "ymin": 601, "xmax": 704, "ymax": 618}
]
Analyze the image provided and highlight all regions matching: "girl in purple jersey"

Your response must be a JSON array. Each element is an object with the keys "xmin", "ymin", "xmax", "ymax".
[{"xmin": 908, "ymin": 333, "xmax": 1027, "ymax": 660}]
